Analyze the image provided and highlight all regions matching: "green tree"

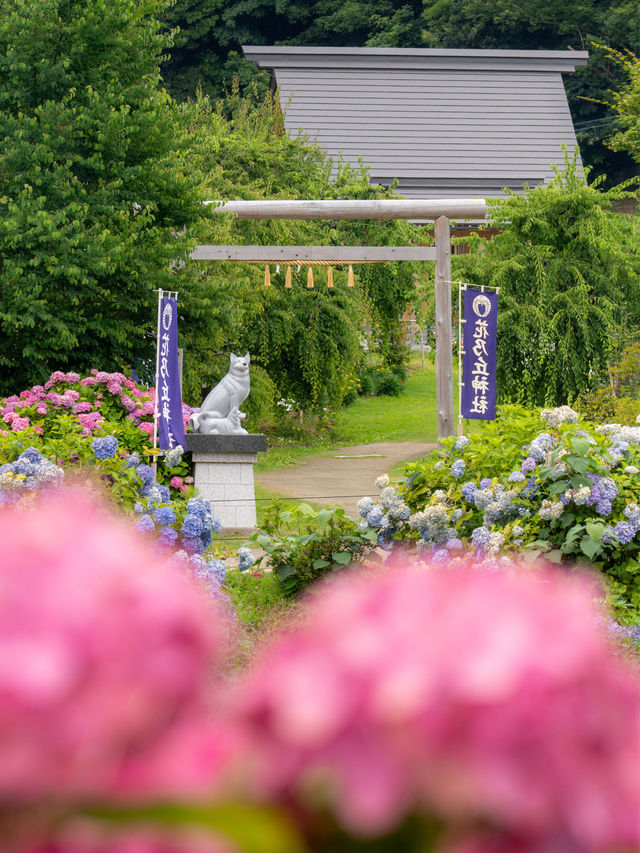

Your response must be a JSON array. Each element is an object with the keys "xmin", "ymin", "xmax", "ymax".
[
  {"xmin": 0, "ymin": 0, "xmax": 201, "ymax": 394},
  {"xmin": 604, "ymin": 48, "xmax": 640, "ymax": 163},
  {"xmin": 175, "ymin": 93, "xmax": 421, "ymax": 411},
  {"xmin": 451, "ymin": 152, "xmax": 640, "ymax": 406}
]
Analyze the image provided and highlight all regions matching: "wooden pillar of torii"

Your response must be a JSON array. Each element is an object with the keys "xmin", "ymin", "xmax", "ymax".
[{"xmin": 191, "ymin": 198, "xmax": 487, "ymax": 439}]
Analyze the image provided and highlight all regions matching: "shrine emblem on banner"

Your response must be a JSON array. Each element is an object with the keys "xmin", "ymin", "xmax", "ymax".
[{"xmin": 461, "ymin": 288, "xmax": 499, "ymax": 420}]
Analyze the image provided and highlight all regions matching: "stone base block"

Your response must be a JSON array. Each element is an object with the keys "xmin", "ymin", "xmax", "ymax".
[{"xmin": 185, "ymin": 434, "xmax": 267, "ymax": 529}]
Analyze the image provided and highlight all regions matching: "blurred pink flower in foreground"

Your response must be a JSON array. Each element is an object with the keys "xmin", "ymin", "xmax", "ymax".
[
  {"xmin": 234, "ymin": 563, "xmax": 640, "ymax": 851},
  {"xmin": 21, "ymin": 820, "xmax": 235, "ymax": 853},
  {"xmin": 0, "ymin": 489, "xmax": 236, "ymax": 806}
]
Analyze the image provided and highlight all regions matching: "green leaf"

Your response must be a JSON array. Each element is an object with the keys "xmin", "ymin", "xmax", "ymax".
[
  {"xmin": 332, "ymin": 550, "xmax": 353, "ymax": 565},
  {"xmin": 312, "ymin": 558, "xmax": 331, "ymax": 569},
  {"xmin": 566, "ymin": 456, "xmax": 589, "ymax": 474},
  {"xmin": 585, "ymin": 521, "xmax": 605, "ymax": 541},
  {"xmin": 275, "ymin": 563, "xmax": 296, "ymax": 580},
  {"xmin": 569, "ymin": 436, "xmax": 591, "ymax": 456},
  {"xmin": 580, "ymin": 537, "xmax": 602, "ymax": 560},
  {"xmin": 549, "ymin": 480, "xmax": 568, "ymax": 495}
]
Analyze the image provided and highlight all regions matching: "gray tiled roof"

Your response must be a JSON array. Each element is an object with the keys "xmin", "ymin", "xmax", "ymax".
[{"xmin": 243, "ymin": 47, "xmax": 588, "ymax": 200}]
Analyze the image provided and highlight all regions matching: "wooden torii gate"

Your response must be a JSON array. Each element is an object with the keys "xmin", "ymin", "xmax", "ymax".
[{"xmin": 191, "ymin": 198, "xmax": 487, "ymax": 438}]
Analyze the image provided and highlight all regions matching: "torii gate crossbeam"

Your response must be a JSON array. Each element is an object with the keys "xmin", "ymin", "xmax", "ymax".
[{"xmin": 197, "ymin": 198, "xmax": 487, "ymax": 438}]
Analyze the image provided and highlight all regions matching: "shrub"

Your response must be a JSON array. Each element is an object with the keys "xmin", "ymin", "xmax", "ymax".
[
  {"xmin": 358, "ymin": 363, "xmax": 406, "ymax": 397},
  {"xmin": 248, "ymin": 501, "xmax": 377, "ymax": 596},
  {"xmin": 357, "ymin": 406, "xmax": 640, "ymax": 617}
]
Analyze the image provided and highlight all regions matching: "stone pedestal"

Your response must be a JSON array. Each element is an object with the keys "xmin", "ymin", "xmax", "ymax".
[{"xmin": 185, "ymin": 434, "xmax": 267, "ymax": 529}]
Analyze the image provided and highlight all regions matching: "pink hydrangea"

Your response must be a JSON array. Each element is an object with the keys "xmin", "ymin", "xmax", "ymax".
[
  {"xmin": 0, "ymin": 489, "xmax": 236, "ymax": 804},
  {"xmin": 80, "ymin": 377, "xmax": 97, "ymax": 386},
  {"xmin": 3, "ymin": 411, "xmax": 17, "ymax": 423},
  {"xmin": 120, "ymin": 395, "xmax": 136, "ymax": 413},
  {"xmin": 63, "ymin": 390, "xmax": 80, "ymax": 402},
  {"xmin": 139, "ymin": 422, "xmax": 154, "ymax": 436},
  {"xmin": 234, "ymin": 563, "xmax": 640, "ymax": 851},
  {"xmin": 11, "ymin": 417, "xmax": 30, "ymax": 431},
  {"xmin": 74, "ymin": 402, "xmax": 92, "ymax": 414},
  {"xmin": 21, "ymin": 822, "xmax": 233, "ymax": 853},
  {"xmin": 36, "ymin": 405, "xmax": 47, "ymax": 415},
  {"xmin": 170, "ymin": 477, "xmax": 184, "ymax": 490},
  {"xmin": 65, "ymin": 372, "xmax": 81, "ymax": 383}
]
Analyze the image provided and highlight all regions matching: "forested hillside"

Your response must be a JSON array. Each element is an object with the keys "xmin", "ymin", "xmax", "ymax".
[{"xmin": 160, "ymin": 0, "xmax": 640, "ymax": 185}]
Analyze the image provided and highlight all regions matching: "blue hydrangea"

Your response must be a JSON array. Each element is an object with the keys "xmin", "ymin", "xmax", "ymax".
[
  {"xmin": 154, "ymin": 506, "xmax": 176, "ymax": 526},
  {"xmin": 158, "ymin": 526, "xmax": 178, "ymax": 547},
  {"xmin": 11, "ymin": 458, "xmax": 37, "ymax": 476},
  {"xmin": 211, "ymin": 516, "xmax": 222, "ymax": 535},
  {"xmin": 377, "ymin": 532, "xmax": 394, "ymax": 551},
  {"xmin": 508, "ymin": 471, "xmax": 525, "ymax": 483},
  {"xmin": 480, "ymin": 477, "xmax": 491, "ymax": 489},
  {"xmin": 521, "ymin": 457, "xmax": 537, "ymax": 474},
  {"xmin": 92, "ymin": 435, "xmax": 118, "ymax": 460},
  {"xmin": 126, "ymin": 453, "xmax": 140, "ymax": 468},
  {"xmin": 596, "ymin": 498, "xmax": 612, "ymax": 517},
  {"xmin": 187, "ymin": 497, "xmax": 210, "ymax": 519},
  {"xmin": 182, "ymin": 514, "xmax": 203, "ymax": 538},
  {"xmin": 446, "ymin": 537, "xmax": 463, "ymax": 550},
  {"xmin": 432, "ymin": 548, "xmax": 449, "ymax": 563},
  {"xmin": 21, "ymin": 447, "xmax": 43, "ymax": 464},
  {"xmin": 165, "ymin": 445, "xmax": 184, "ymax": 468},
  {"xmin": 452, "ymin": 508, "xmax": 463, "ymax": 522},
  {"xmin": 526, "ymin": 432, "xmax": 556, "ymax": 462},
  {"xmin": 157, "ymin": 484, "xmax": 171, "ymax": 504},
  {"xmin": 133, "ymin": 501, "xmax": 145, "ymax": 514},
  {"xmin": 451, "ymin": 459, "xmax": 466, "ymax": 478},
  {"xmin": 460, "ymin": 482, "xmax": 477, "ymax": 502},
  {"xmin": 614, "ymin": 521, "xmax": 635, "ymax": 545},
  {"xmin": 136, "ymin": 464, "xmax": 154, "ymax": 485},
  {"xmin": 366, "ymin": 506, "xmax": 385, "ymax": 528},
  {"xmin": 601, "ymin": 526, "xmax": 617, "ymax": 546},
  {"xmin": 357, "ymin": 497, "xmax": 373, "ymax": 518},
  {"xmin": 136, "ymin": 514, "xmax": 155, "ymax": 534},
  {"xmin": 238, "ymin": 547, "xmax": 255, "ymax": 572},
  {"xmin": 453, "ymin": 436, "xmax": 470, "ymax": 451}
]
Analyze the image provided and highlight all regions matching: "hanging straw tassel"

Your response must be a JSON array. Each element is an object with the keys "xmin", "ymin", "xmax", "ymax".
[
  {"xmin": 327, "ymin": 266, "xmax": 334, "ymax": 288},
  {"xmin": 307, "ymin": 266, "xmax": 314, "ymax": 289},
  {"xmin": 347, "ymin": 264, "xmax": 355, "ymax": 287},
  {"xmin": 285, "ymin": 266, "xmax": 292, "ymax": 288},
  {"xmin": 264, "ymin": 264, "xmax": 271, "ymax": 287}
]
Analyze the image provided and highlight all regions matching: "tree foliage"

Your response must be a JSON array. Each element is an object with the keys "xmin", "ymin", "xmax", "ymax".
[
  {"xmin": 603, "ymin": 48, "xmax": 640, "ymax": 163},
  {"xmin": 176, "ymin": 92, "xmax": 422, "ymax": 412},
  {"xmin": 0, "ymin": 0, "xmax": 202, "ymax": 395},
  {"xmin": 160, "ymin": 0, "xmax": 640, "ymax": 184},
  {"xmin": 451, "ymin": 152, "xmax": 640, "ymax": 406}
]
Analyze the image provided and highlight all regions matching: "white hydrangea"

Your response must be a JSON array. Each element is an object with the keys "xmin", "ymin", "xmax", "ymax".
[
  {"xmin": 539, "ymin": 500, "xmax": 564, "ymax": 520},
  {"xmin": 375, "ymin": 474, "xmax": 390, "ymax": 489},
  {"xmin": 564, "ymin": 485, "xmax": 591, "ymax": 505},
  {"xmin": 487, "ymin": 531, "xmax": 505, "ymax": 556},
  {"xmin": 541, "ymin": 406, "xmax": 578, "ymax": 428}
]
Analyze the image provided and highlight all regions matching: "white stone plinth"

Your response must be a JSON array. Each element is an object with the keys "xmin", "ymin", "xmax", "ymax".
[{"xmin": 186, "ymin": 435, "xmax": 267, "ymax": 529}]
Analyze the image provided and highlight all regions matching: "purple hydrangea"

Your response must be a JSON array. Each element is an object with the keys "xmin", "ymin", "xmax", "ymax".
[
  {"xmin": 596, "ymin": 498, "xmax": 612, "ymax": 517},
  {"xmin": 471, "ymin": 526, "xmax": 491, "ymax": 549},
  {"xmin": 480, "ymin": 478, "xmax": 491, "ymax": 489},
  {"xmin": 508, "ymin": 471, "xmax": 526, "ymax": 483},
  {"xmin": 460, "ymin": 482, "xmax": 477, "ymax": 502},
  {"xmin": 521, "ymin": 457, "xmax": 537, "ymax": 474},
  {"xmin": 136, "ymin": 514, "xmax": 155, "ymax": 534},
  {"xmin": 158, "ymin": 526, "xmax": 178, "ymax": 547},
  {"xmin": 614, "ymin": 521, "xmax": 635, "ymax": 545},
  {"xmin": 182, "ymin": 535, "xmax": 204, "ymax": 555}
]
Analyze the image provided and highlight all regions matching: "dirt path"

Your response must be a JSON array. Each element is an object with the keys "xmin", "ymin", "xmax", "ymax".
[{"xmin": 255, "ymin": 441, "xmax": 437, "ymax": 516}]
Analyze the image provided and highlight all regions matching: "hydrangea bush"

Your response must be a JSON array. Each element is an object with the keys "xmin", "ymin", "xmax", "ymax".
[
  {"xmin": 0, "ymin": 372, "xmax": 238, "ymax": 574},
  {"xmin": 358, "ymin": 406, "xmax": 640, "ymax": 620}
]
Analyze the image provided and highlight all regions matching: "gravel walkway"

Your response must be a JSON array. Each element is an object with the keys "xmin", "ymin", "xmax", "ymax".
[{"xmin": 255, "ymin": 441, "xmax": 437, "ymax": 516}]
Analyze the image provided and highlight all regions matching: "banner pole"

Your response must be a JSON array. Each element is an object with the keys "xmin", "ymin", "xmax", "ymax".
[
  {"xmin": 458, "ymin": 282, "xmax": 465, "ymax": 437},
  {"xmin": 152, "ymin": 289, "xmax": 163, "ymax": 476}
]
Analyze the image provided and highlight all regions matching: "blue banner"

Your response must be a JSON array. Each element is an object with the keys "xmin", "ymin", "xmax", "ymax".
[
  {"xmin": 157, "ymin": 294, "xmax": 186, "ymax": 449},
  {"xmin": 461, "ymin": 288, "xmax": 498, "ymax": 420}
]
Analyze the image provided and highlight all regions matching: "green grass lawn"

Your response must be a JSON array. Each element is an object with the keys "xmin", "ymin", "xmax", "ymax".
[{"xmin": 255, "ymin": 357, "xmax": 478, "ymax": 471}]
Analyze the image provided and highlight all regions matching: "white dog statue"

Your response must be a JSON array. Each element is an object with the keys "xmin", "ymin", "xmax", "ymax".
[{"xmin": 189, "ymin": 353, "xmax": 251, "ymax": 435}]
